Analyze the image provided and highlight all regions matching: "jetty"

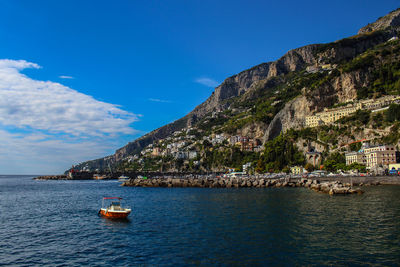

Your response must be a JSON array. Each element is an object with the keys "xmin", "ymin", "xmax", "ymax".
[
  {"xmin": 34, "ymin": 171, "xmax": 400, "ymax": 195},
  {"xmin": 120, "ymin": 176, "xmax": 371, "ymax": 195}
]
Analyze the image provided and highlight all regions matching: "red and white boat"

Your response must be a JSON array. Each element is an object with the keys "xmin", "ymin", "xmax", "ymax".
[{"xmin": 99, "ymin": 197, "xmax": 131, "ymax": 219}]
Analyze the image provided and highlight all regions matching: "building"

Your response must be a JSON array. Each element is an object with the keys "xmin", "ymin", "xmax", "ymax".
[
  {"xmin": 360, "ymin": 95, "xmax": 400, "ymax": 110},
  {"xmin": 345, "ymin": 152, "xmax": 365, "ymax": 165},
  {"xmin": 345, "ymin": 144, "xmax": 397, "ymax": 169},
  {"xmin": 305, "ymin": 103, "xmax": 361, "ymax": 127},
  {"xmin": 389, "ymin": 163, "xmax": 400, "ymax": 171},
  {"xmin": 240, "ymin": 138, "xmax": 261, "ymax": 152},
  {"xmin": 230, "ymin": 135, "xmax": 243, "ymax": 145},
  {"xmin": 211, "ymin": 133, "xmax": 226, "ymax": 145},
  {"xmin": 305, "ymin": 95, "xmax": 400, "ymax": 128},
  {"xmin": 243, "ymin": 162, "xmax": 252, "ymax": 174},
  {"xmin": 230, "ymin": 135, "xmax": 261, "ymax": 152},
  {"xmin": 173, "ymin": 150, "xmax": 198, "ymax": 160},
  {"xmin": 290, "ymin": 166, "xmax": 303, "ymax": 175},
  {"xmin": 151, "ymin": 147, "xmax": 161, "ymax": 157},
  {"xmin": 161, "ymin": 148, "xmax": 171, "ymax": 156},
  {"xmin": 188, "ymin": 151, "xmax": 198, "ymax": 160},
  {"xmin": 364, "ymin": 145, "xmax": 397, "ymax": 169}
]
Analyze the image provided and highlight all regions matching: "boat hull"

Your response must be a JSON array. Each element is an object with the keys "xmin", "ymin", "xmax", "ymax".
[{"xmin": 99, "ymin": 209, "xmax": 131, "ymax": 219}]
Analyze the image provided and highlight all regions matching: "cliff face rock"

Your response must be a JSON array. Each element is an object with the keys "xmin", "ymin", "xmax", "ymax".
[
  {"xmin": 268, "ymin": 45, "xmax": 318, "ymax": 77},
  {"xmin": 215, "ymin": 44, "xmax": 318, "ymax": 102},
  {"xmin": 187, "ymin": 44, "xmax": 319, "ymax": 122},
  {"xmin": 263, "ymin": 96, "xmax": 312, "ymax": 142},
  {"xmin": 358, "ymin": 8, "xmax": 400, "ymax": 35},
  {"xmin": 261, "ymin": 66, "xmax": 374, "ymax": 141},
  {"xmin": 333, "ymin": 71, "xmax": 368, "ymax": 102},
  {"xmin": 239, "ymin": 122, "xmax": 268, "ymax": 140},
  {"xmin": 317, "ymin": 31, "xmax": 393, "ymax": 65}
]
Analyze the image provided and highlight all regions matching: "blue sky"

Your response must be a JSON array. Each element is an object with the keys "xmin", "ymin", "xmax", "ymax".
[{"xmin": 0, "ymin": 0, "xmax": 398, "ymax": 174}]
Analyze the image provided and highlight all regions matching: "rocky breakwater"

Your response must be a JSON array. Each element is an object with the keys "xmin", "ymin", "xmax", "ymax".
[
  {"xmin": 34, "ymin": 175, "xmax": 68, "ymax": 180},
  {"xmin": 34, "ymin": 172, "xmax": 95, "ymax": 180},
  {"xmin": 121, "ymin": 176, "xmax": 364, "ymax": 195},
  {"xmin": 304, "ymin": 179, "xmax": 364, "ymax": 195},
  {"xmin": 122, "ymin": 176, "xmax": 291, "ymax": 188}
]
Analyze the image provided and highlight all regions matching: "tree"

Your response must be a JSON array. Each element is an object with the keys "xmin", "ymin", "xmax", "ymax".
[
  {"xmin": 347, "ymin": 162, "xmax": 366, "ymax": 173},
  {"xmin": 257, "ymin": 133, "xmax": 305, "ymax": 173},
  {"xmin": 354, "ymin": 109, "xmax": 370, "ymax": 124},
  {"xmin": 386, "ymin": 104, "xmax": 400, "ymax": 122},
  {"xmin": 349, "ymin": 142, "xmax": 362, "ymax": 152},
  {"xmin": 357, "ymin": 87, "xmax": 369, "ymax": 99},
  {"xmin": 305, "ymin": 163, "xmax": 314, "ymax": 172},
  {"xmin": 323, "ymin": 152, "xmax": 346, "ymax": 172},
  {"xmin": 372, "ymin": 112, "xmax": 384, "ymax": 128}
]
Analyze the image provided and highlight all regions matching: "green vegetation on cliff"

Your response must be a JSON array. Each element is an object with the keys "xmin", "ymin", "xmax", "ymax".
[{"xmin": 256, "ymin": 133, "xmax": 305, "ymax": 173}]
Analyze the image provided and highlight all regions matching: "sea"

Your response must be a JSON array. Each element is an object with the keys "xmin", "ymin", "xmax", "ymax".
[{"xmin": 1, "ymin": 175, "xmax": 400, "ymax": 266}]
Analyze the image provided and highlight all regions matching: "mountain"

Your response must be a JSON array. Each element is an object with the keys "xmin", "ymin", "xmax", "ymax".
[{"xmin": 71, "ymin": 8, "xmax": 400, "ymax": 173}]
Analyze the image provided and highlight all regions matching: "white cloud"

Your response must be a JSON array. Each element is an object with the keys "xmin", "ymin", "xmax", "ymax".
[
  {"xmin": 195, "ymin": 77, "xmax": 219, "ymax": 87},
  {"xmin": 0, "ymin": 59, "xmax": 138, "ymax": 137},
  {"xmin": 0, "ymin": 129, "xmax": 114, "ymax": 174},
  {"xmin": 148, "ymin": 98, "xmax": 171, "ymax": 103},
  {"xmin": 0, "ymin": 59, "xmax": 140, "ymax": 174},
  {"xmin": 0, "ymin": 59, "xmax": 40, "ymax": 70},
  {"xmin": 59, "ymin": 75, "xmax": 74, "ymax": 79}
]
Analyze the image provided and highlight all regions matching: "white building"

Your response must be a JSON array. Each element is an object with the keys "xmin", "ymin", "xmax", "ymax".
[{"xmin": 345, "ymin": 144, "xmax": 397, "ymax": 169}]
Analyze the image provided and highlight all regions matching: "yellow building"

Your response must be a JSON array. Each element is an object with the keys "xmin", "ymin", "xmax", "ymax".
[
  {"xmin": 290, "ymin": 166, "xmax": 303, "ymax": 175},
  {"xmin": 305, "ymin": 95, "xmax": 400, "ymax": 128},
  {"xmin": 306, "ymin": 104, "xmax": 360, "ymax": 127},
  {"xmin": 389, "ymin": 163, "xmax": 400, "ymax": 170},
  {"xmin": 305, "ymin": 116, "xmax": 324, "ymax": 128},
  {"xmin": 360, "ymin": 95, "xmax": 400, "ymax": 109}
]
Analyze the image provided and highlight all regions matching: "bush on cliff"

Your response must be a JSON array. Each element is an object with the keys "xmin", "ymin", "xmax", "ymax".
[
  {"xmin": 386, "ymin": 104, "xmax": 400, "ymax": 122},
  {"xmin": 381, "ymin": 122, "xmax": 400, "ymax": 144}
]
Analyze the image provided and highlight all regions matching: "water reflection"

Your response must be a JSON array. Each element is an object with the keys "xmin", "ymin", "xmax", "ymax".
[{"xmin": 99, "ymin": 216, "xmax": 131, "ymax": 228}]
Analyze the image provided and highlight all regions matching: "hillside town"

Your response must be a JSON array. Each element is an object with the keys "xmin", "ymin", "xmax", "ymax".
[
  {"xmin": 122, "ymin": 130, "xmax": 263, "ymax": 165},
  {"xmin": 114, "ymin": 120, "xmax": 400, "ymax": 177},
  {"xmin": 305, "ymin": 95, "xmax": 400, "ymax": 127}
]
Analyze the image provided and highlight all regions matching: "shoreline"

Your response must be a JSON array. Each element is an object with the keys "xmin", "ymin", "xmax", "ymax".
[
  {"xmin": 33, "ymin": 174, "xmax": 400, "ymax": 195},
  {"xmin": 34, "ymin": 174, "xmax": 400, "ymax": 185}
]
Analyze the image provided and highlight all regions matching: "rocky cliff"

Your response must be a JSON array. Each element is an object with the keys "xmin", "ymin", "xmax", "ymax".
[
  {"xmin": 71, "ymin": 8, "xmax": 400, "ymax": 172},
  {"xmin": 358, "ymin": 8, "xmax": 400, "ymax": 35}
]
